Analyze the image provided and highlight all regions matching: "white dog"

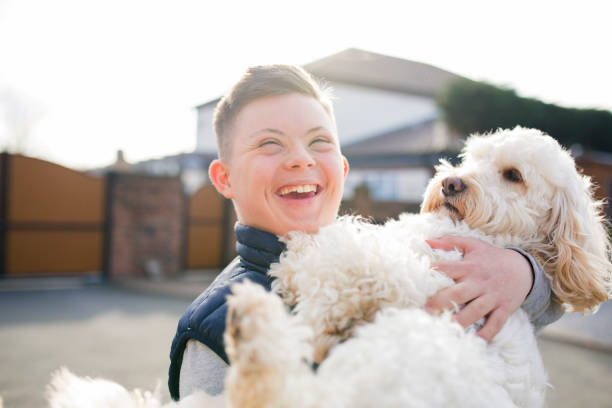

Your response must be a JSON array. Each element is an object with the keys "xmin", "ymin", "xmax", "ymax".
[{"xmin": 46, "ymin": 127, "xmax": 611, "ymax": 408}]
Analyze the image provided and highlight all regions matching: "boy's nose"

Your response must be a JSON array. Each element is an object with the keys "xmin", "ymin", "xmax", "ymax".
[{"xmin": 285, "ymin": 147, "xmax": 315, "ymax": 169}]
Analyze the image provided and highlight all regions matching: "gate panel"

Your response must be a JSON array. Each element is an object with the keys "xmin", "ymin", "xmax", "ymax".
[
  {"xmin": 186, "ymin": 185, "xmax": 224, "ymax": 269},
  {"xmin": 10, "ymin": 155, "xmax": 105, "ymax": 223},
  {"xmin": 8, "ymin": 230, "xmax": 103, "ymax": 275},
  {"xmin": 4, "ymin": 155, "xmax": 105, "ymax": 276}
]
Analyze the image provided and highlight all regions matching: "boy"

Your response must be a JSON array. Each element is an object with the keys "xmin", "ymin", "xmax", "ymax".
[{"xmin": 169, "ymin": 65, "xmax": 561, "ymax": 400}]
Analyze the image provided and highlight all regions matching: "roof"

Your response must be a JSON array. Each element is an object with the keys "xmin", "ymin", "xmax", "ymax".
[
  {"xmin": 342, "ymin": 119, "xmax": 461, "ymax": 156},
  {"xmin": 196, "ymin": 48, "xmax": 464, "ymax": 108},
  {"xmin": 345, "ymin": 151, "xmax": 460, "ymax": 169},
  {"xmin": 305, "ymin": 48, "xmax": 463, "ymax": 98}
]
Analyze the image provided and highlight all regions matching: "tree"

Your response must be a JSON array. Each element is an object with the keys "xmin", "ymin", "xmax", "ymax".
[{"xmin": 437, "ymin": 79, "xmax": 612, "ymax": 152}]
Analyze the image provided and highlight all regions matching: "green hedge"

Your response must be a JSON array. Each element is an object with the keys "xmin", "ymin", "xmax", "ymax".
[{"xmin": 437, "ymin": 79, "xmax": 612, "ymax": 152}]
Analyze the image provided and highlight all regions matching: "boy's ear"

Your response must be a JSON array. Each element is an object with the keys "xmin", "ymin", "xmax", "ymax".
[
  {"xmin": 342, "ymin": 155, "xmax": 349, "ymax": 180},
  {"xmin": 208, "ymin": 159, "xmax": 233, "ymax": 199}
]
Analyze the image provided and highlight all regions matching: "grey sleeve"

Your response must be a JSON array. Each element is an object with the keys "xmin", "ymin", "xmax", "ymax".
[
  {"xmin": 179, "ymin": 339, "xmax": 228, "ymax": 398},
  {"xmin": 508, "ymin": 247, "xmax": 565, "ymax": 330}
]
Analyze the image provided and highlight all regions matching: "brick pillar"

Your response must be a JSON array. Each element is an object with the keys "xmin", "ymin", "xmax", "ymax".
[
  {"xmin": 106, "ymin": 173, "xmax": 185, "ymax": 279},
  {"xmin": 0, "ymin": 153, "xmax": 9, "ymax": 277}
]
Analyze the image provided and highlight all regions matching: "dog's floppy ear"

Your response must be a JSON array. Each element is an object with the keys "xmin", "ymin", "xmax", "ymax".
[{"xmin": 537, "ymin": 174, "xmax": 612, "ymax": 313}]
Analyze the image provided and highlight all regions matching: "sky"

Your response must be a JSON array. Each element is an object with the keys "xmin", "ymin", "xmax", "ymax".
[{"xmin": 0, "ymin": 0, "xmax": 610, "ymax": 170}]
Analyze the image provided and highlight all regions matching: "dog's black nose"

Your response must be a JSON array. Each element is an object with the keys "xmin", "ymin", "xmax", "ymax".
[{"xmin": 442, "ymin": 177, "xmax": 466, "ymax": 196}]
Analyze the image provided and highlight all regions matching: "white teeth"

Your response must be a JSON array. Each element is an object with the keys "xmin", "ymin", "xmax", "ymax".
[{"xmin": 279, "ymin": 184, "xmax": 317, "ymax": 196}]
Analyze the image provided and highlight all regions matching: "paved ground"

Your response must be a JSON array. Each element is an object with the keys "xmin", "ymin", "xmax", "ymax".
[
  {"xmin": 0, "ymin": 285, "xmax": 186, "ymax": 407},
  {"xmin": 0, "ymin": 274, "xmax": 611, "ymax": 407}
]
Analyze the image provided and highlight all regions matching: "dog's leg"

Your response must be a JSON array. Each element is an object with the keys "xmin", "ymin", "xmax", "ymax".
[
  {"xmin": 46, "ymin": 367, "xmax": 165, "ymax": 408},
  {"xmin": 487, "ymin": 311, "xmax": 548, "ymax": 408},
  {"xmin": 46, "ymin": 367, "xmax": 225, "ymax": 408},
  {"xmin": 225, "ymin": 282, "xmax": 317, "ymax": 408}
]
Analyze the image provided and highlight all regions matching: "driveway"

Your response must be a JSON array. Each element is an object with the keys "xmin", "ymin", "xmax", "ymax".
[{"xmin": 0, "ymin": 280, "xmax": 611, "ymax": 407}]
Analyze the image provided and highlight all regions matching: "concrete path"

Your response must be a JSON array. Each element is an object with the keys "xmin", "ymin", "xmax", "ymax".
[
  {"xmin": 0, "ymin": 283, "xmax": 191, "ymax": 408},
  {"xmin": 0, "ymin": 274, "xmax": 611, "ymax": 407},
  {"xmin": 540, "ymin": 300, "xmax": 612, "ymax": 351}
]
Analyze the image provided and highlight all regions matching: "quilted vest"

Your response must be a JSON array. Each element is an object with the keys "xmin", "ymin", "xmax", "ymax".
[{"xmin": 168, "ymin": 224, "xmax": 285, "ymax": 400}]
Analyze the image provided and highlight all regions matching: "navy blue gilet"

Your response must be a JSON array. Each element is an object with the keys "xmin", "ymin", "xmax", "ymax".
[{"xmin": 168, "ymin": 224, "xmax": 285, "ymax": 400}]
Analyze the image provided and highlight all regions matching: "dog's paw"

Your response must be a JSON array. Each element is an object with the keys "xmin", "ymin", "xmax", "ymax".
[
  {"xmin": 225, "ymin": 283, "xmax": 315, "ymax": 408},
  {"xmin": 225, "ymin": 281, "xmax": 288, "ymax": 360},
  {"xmin": 225, "ymin": 281, "xmax": 314, "ymax": 369}
]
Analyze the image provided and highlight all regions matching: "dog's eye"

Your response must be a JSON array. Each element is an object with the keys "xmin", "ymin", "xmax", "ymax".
[{"xmin": 502, "ymin": 168, "xmax": 523, "ymax": 183}]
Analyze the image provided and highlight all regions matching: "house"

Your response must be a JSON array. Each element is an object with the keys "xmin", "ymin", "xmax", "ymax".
[
  {"xmin": 92, "ymin": 150, "xmax": 218, "ymax": 194},
  {"xmin": 130, "ymin": 151, "xmax": 217, "ymax": 194},
  {"xmin": 195, "ymin": 48, "xmax": 466, "ymax": 213}
]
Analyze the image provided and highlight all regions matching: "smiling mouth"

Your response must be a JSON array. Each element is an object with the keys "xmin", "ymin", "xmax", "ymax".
[{"xmin": 277, "ymin": 184, "xmax": 321, "ymax": 199}]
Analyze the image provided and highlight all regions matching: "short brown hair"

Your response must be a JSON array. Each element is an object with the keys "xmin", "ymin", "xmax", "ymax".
[{"xmin": 213, "ymin": 64, "xmax": 334, "ymax": 160}]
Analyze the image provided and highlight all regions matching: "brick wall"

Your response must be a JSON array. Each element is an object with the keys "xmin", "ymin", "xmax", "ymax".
[
  {"xmin": 576, "ymin": 156, "xmax": 612, "ymax": 218},
  {"xmin": 107, "ymin": 173, "xmax": 185, "ymax": 278}
]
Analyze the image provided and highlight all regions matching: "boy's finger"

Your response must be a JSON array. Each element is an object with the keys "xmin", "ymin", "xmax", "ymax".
[
  {"xmin": 477, "ymin": 308, "xmax": 508, "ymax": 342},
  {"xmin": 430, "ymin": 261, "xmax": 468, "ymax": 280},
  {"xmin": 426, "ymin": 236, "xmax": 481, "ymax": 253},
  {"xmin": 453, "ymin": 294, "xmax": 495, "ymax": 328},
  {"xmin": 425, "ymin": 282, "xmax": 481, "ymax": 313}
]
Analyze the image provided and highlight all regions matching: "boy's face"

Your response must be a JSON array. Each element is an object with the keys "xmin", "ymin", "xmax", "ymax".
[{"xmin": 209, "ymin": 93, "xmax": 348, "ymax": 237}]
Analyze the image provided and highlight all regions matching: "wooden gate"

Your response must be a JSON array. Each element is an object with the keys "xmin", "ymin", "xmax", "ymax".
[{"xmin": 0, "ymin": 153, "xmax": 106, "ymax": 276}]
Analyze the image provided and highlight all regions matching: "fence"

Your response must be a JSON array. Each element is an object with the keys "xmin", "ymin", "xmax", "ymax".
[
  {"xmin": 0, "ymin": 153, "xmax": 106, "ymax": 276},
  {"xmin": 0, "ymin": 153, "xmax": 230, "ymax": 278}
]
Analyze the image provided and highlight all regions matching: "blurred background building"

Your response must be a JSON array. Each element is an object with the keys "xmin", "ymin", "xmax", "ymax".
[
  {"xmin": 1, "ymin": 48, "xmax": 610, "ymax": 279},
  {"xmin": 196, "ymin": 48, "xmax": 464, "ymax": 207}
]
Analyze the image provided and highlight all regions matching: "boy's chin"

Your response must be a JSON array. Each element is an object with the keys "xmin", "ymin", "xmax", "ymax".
[
  {"xmin": 243, "ymin": 209, "xmax": 338, "ymax": 237},
  {"xmin": 274, "ymin": 218, "xmax": 328, "ymax": 237},
  {"xmin": 277, "ymin": 225, "xmax": 318, "ymax": 237}
]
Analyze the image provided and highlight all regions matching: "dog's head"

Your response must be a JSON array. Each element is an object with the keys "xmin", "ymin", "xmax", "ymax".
[{"xmin": 422, "ymin": 127, "xmax": 611, "ymax": 312}]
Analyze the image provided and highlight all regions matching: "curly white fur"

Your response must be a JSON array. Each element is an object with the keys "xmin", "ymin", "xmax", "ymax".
[
  {"xmin": 227, "ymin": 281, "xmax": 541, "ymax": 408},
  {"xmin": 258, "ymin": 213, "xmax": 546, "ymax": 407}
]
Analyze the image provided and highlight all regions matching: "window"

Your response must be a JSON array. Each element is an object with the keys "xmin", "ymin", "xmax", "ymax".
[{"xmin": 344, "ymin": 168, "xmax": 430, "ymax": 202}]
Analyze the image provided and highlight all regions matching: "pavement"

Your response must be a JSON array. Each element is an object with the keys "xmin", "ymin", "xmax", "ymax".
[{"xmin": 1, "ymin": 272, "xmax": 611, "ymax": 408}]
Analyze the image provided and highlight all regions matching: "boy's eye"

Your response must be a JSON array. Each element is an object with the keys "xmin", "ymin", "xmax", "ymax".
[
  {"xmin": 258, "ymin": 139, "xmax": 281, "ymax": 148},
  {"xmin": 256, "ymin": 139, "xmax": 283, "ymax": 154},
  {"xmin": 310, "ymin": 137, "xmax": 331, "ymax": 146}
]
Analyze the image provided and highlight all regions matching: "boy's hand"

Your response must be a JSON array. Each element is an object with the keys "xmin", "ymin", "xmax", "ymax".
[{"xmin": 424, "ymin": 236, "xmax": 533, "ymax": 342}]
